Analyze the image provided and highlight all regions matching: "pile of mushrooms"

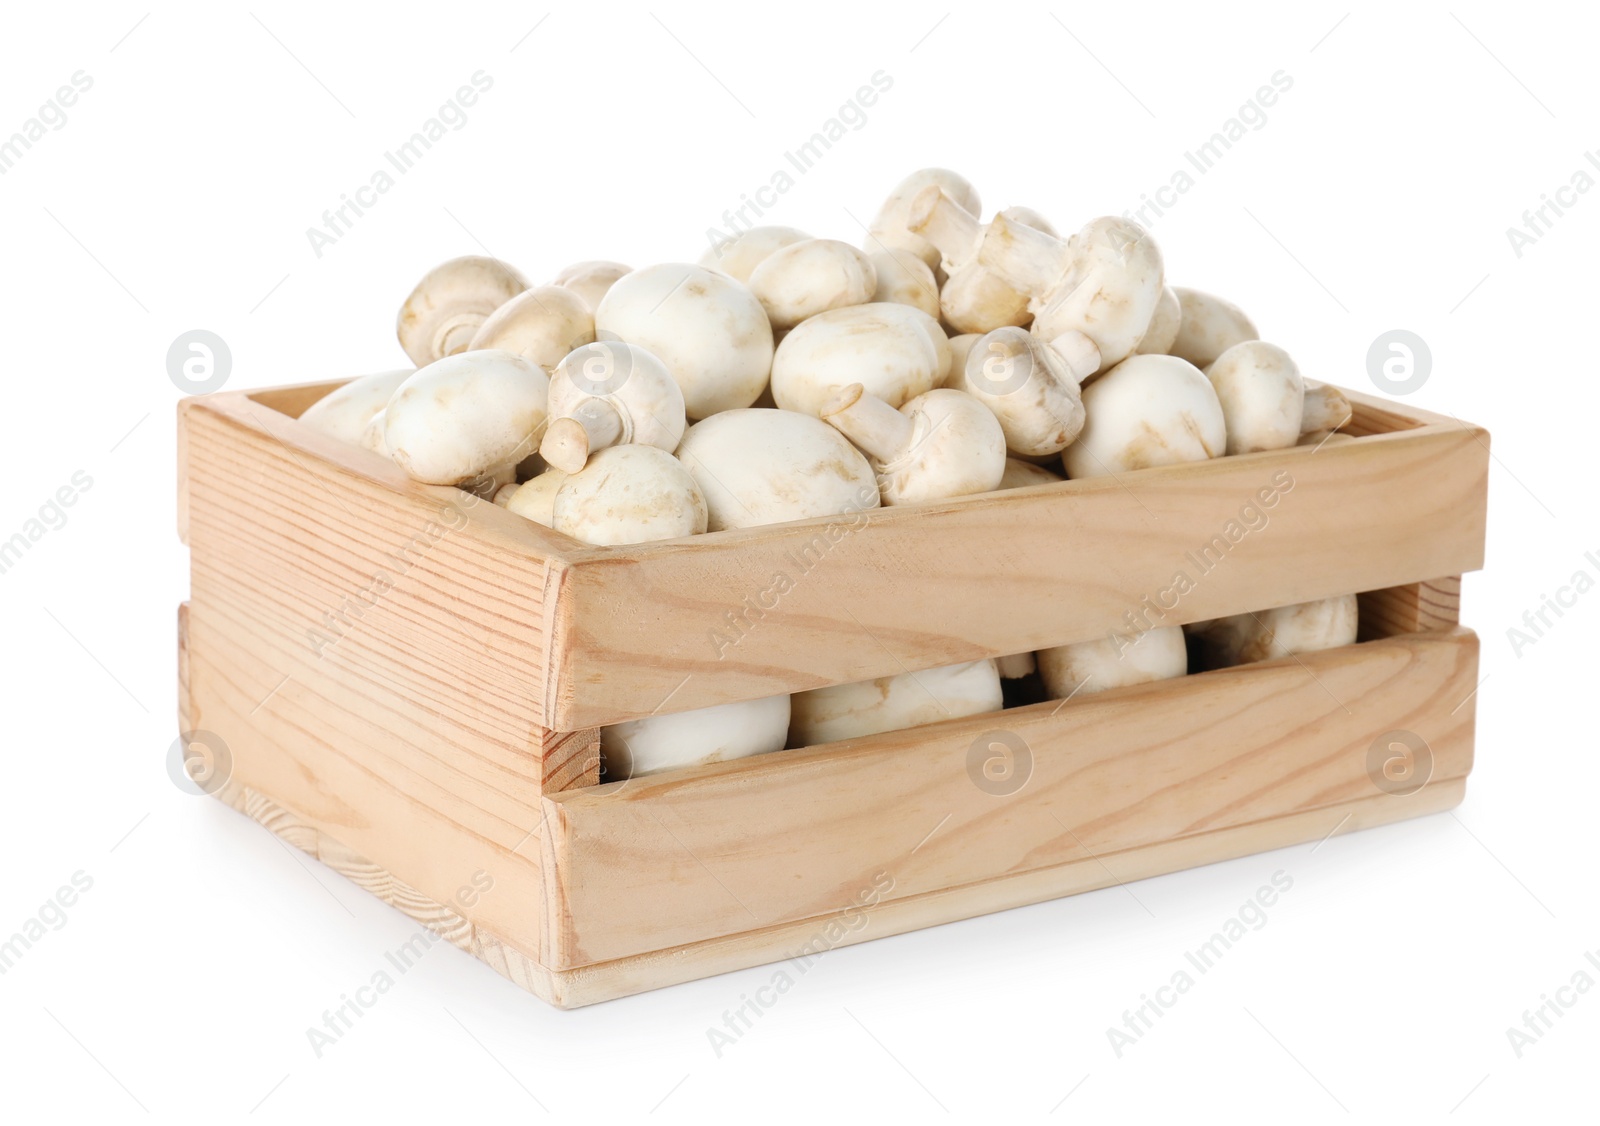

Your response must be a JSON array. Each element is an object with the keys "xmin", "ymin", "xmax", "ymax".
[{"xmin": 298, "ymin": 168, "xmax": 1367, "ymax": 779}]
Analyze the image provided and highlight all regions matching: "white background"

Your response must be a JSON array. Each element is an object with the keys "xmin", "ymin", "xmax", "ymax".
[{"xmin": 1, "ymin": 2, "xmax": 1595, "ymax": 1122}]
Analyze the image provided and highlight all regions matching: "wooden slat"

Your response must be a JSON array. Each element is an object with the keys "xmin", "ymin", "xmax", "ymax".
[
  {"xmin": 247, "ymin": 379, "xmax": 348, "ymax": 420},
  {"xmin": 1360, "ymin": 577, "xmax": 1462, "ymax": 641},
  {"xmin": 543, "ymin": 628, "xmax": 1479, "ymax": 967},
  {"xmin": 546, "ymin": 417, "xmax": 1489, "ymax": 728}
]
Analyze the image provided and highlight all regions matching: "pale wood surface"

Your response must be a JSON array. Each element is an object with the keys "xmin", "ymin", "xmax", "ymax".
[
  {"xmin": 543, "ymin": 628, "xmax": 1479, "ymax": 967},
  {"xmin": 1359, "ymin": 577, "xmax": 1462, "ymax": 640}
]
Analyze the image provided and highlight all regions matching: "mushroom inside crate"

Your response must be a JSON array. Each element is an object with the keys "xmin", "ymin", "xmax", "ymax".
[{"xmin": 301, "ymin": 166, "xmax": 1377, "ymax": 778}]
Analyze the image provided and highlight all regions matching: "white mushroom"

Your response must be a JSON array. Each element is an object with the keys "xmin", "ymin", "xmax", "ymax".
[
  {"xmin": 383, "ymin": 350, "xmax": 549, "ymax": 485},
  {"xmin": 976, "ymin": 213, "xmax": 1165, "ymax": 371},
  {"xmin": 748, "ymin": 239, "xmax": 877, "ymax": 330},
  {"xmin": 868, "ymin": 248, "xmax": 941, "ymax": 321},
  {"xmin": 699, "ymin": 226, "xmax": 811, "ymax": 282},
  {"xmin": 770, "ymin": 302, "xmax": 949, "ymax": 417},
  {"xmin": 594, "ymin": 264, "xmax": 774, "ymax": 419},
  {"xmin": 998, "ymin": 458, "xmax": 1062, "ymax": 489},
  {"xmin": 505, "ymin": 468, "xmax": 568, "ymax": 527},
  {"xmin": 906, "ymin": 186, "xmax": 1031, "ymax": 333},
  {"xmin": 1135, "ymin": 286, "xmax": 1182, "ymax": 355},
  {"xmin": 863, "ymin": 168, "xmax": 982, "ymax": 273},
  {"xmin": 1169, "ymin": 287, "xmax": 1259, "ymax": 369},
  {"xmin": 998, "ymin": 205, "xmax": 1057, "ymax": 237},
  {"xmin": 789, "ymin": 659, "xmax": 1002, "ymax": 745},
  {"xmin": 298, "ymin": 368, "xmax": 413, "ymax": 446},
  {"xmin": 551, "ymin": 260, "xmax": 631, "ymax": 314},
  {"xmin": 675, "ymin": 408, "xmax": 880, "ymax": 530},
  {"xmin": 1205, "ymin": 340, "xmax": 1305, "ymax": 455},
  {"xmin": 947, "ymin": 327, "xmax": 1087, "ymax": 457},
  {"xmin": 1037, "ymin": 627, "xmax": 1188, "ymax": 699},
  {"xmin": 943, "ymin": 333, "xmax": 981, "ymax": 386},
  {"xmin": 397, "ymin": 256, "xmax": 529, "ymax": 366},
  {"xmin": 1187, "ymin": 595, "xmax": 1359, "ymax": 669},
  {"xmin": 1063, "ymin": 354, "xmax": 1226, "ymax": 479},
  {"xmin": 549, "ymin": 445, "xmax": 707, "ymax": 546},
  {"xmin": 538, "ymin": 342, "xmax": 686, "ymax": 473},
  {"xmin": 602, "ymin": 694, "xmax": 790, "ymax": 780},
  {"xmin": 1301, "ymin": 380, "xmax": 1352, "ymax": 434},
  {"xmin": 492, "ymin": 481, "xmax": 520, "ymax": 507},
  {"xmin": 820, "ymin": 384, "xmax": 1006, "ymax": 504},
  {"xmin": 469, "ymin": 285, "xmax": 595, "ymax": 372},
  {"xmin": 360, "ymin": 410, "xmax": 390, "ymax": 457}
]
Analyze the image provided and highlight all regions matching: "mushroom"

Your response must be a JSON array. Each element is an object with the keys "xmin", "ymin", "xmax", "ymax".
[
  {"xmin": 1063, "ymin": 354, "xmax": 1226, "ymax": 479},
  {"xmin": 699, "ymin": 226, "xmax": 811, "ymax": 282},
  {"xmin": 1135, "ymin": 286, "xmax": 1182, "ymax": 355},
  {"xmin": 868, "ymin": 248, "xmax": 940, "ymax": 321},
  {"xmin": 862, "ymin": 168, "xmax": 982, "ymax": 274},
  {"xmin": 461, "ymin": 462, "xmax": 517, "ymax": 501},
  {"xmin": 492, "ymin": 481, "xmax": 521, "ymax": 507},
  {"xmin": 298, "ymin": 368, "xmax": 413, "ymax": 446},
  {"xmin": 396, "ymin": 256, "xmax": 529, "ymax": 367},
  {"xmin": 360, "ymin": 410, "xmax": 390, "ymax": 457},
  {"xmin": 947, "ymin": 327, "xmax": 1087, "ymax": 457},
  {"xmin": 905, "ymin": 186, "xmax": 1031, "ymax": 333},
  {"xmin": 468, "ymin": 285, "xmax": 595, "ymax": 374},
  {"xmin": 770, "ymin": 302, "xmax": 949, "ymax": 417},
  {"xmin": 505, "ymin": 468, "xmax": 568, "ymax": 527},
  {"xmin": 943, "ymin": 333, "xmax": 981, "ymax": 386},
  {"xmin": 820, "ymin": 384, "xmax": 1006, "ymax": 504},
  {"xmin": 748, "ymin": 239, "xmax": 878, "ymax": 330},
  {"xmin": 551, "ymin": 260, "xmax": 631, "ymax": 313},
  {"xmin": 548, "ymin": 444, "xmax": 707, "ymax": 546},
  {"xmin": 1168, "ymin": 287, "xmax": 1259, "ymax": 369},
  {"xmin": 976, "ymin": 213, "xmax": 1165, "ymax": 371},
  {"xmin": 998, "ymin": 458, "xmax": 1062, "ymax": 489},
  {"xmin": 1204, "ymin": 340, "xmax": 1305, "ymax": 455},
  {"xmin": 1301, "ymin": 380, "xmax": 1352, "ymax": 434},
  {"xmin": 995, "ymin": 652, "xmax": 1038, "ymax": 679},
  {"xmin": 675, "ymin": 408, "xmax": 880, "ymax": 530},
  {"xmin": 1038, "ymin": 626, "xmax": 1188, "ymax": 699},
  {"xmin": 1187, "ymin": 595, "xmax": 1359, "ymax": 669},
  {"xmin": 594, "ymin": 263, "xmax": 774, "ymax": 419},
  {"xmin": 998, "ymin": 205, "xmax": 1057, "ymax": 237},
  {"xmin": 383, "ymin": 350, "xmax": 549, "ymax": 485},
  {"xmin": 1296, "ymin": 429, "xmax": 1356, "ymax": 449},
  {"xmin": 789, "ymin": 659, "xmax": 1003, "ymax": 745},
  {"xmin": 602, "ymin": 694, "xmax": 790, "ymax": 780},
  {"xmin": 538, "ymin": 342, "xmax": 686, "ymax": 473}
]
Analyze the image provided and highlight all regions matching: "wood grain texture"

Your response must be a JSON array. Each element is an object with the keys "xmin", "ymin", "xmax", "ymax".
[
  {"xmin": 546, "ymin": 404, "xmax": 1489, "ymax": 729},
  {"xmin": 1360, "ymin": 577, "xmax": 1462, "ymax": 641},
  {"xmin": 543, "ymin": 629, "xmax": 1479, "ymax": 967}
]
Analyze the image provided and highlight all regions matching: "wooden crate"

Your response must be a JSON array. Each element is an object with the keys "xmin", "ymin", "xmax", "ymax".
[{"xmin": 176, "ymin": 382, "xmax": 1487, "ymax": 1007}]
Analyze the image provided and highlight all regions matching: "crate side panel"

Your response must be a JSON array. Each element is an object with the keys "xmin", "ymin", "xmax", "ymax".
[
  {"xmin": 544, "ymin": 630, "xmax": 1478, "ymax": 967},
  {"xmin": 552, "ymin": 425, "xmax": 1489, "ymax": 728}
]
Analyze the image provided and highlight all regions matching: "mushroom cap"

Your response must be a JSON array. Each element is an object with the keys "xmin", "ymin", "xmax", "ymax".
[
  {"xmin": 868, "ymin": 388, "xmax": 1007, "ymax": 505},
  {"xmin": 698, "ymin": 226, "xmax": 811, "ymax": 282},
  {"xmin": 601, "ymin": 694, "xmax": 790, "ymax": 779},
  {"xmin": 396, "ymin": 256, "xmax": 530, "ymax": 367},
  {"xmin": 1030, "ymin": 217, "xmax": 1165, "ymax": 368},
  {"xmin": 547, "ymin": 341, "xmax": 686, "ymax": 456},
  {"xmin": 943, "ymin": 334, "xmax": 982, "ymax": 386},
  {"xmin": 1063, "ymin": 354, "xmax": 1226, "ymax": 479},
  {"xmin": 1037, "ymin": 626, "xmax": 1188, "ymax": 699},
  {"xmin": 360, "ymin": 409, "xmax": 390, "ymax": 457},
  {"xmin": 998, "ymin": 205, "xmax": 1057, "ymax": 237},
  {"xmin": 298, "ymin": 368, "xmax": 413, "ymax": 446},
  {"xmin": 868, "ymin": 168, "xmax": 982, "ymax": 269},
  {"xmin": 1169, "ymin": 287, "xmax": 1259, "ymax": 369},
  {"xmin": 505, "ymin": 468, "xmax": 568, "ymax": 527},
  {"xmin": 1135, "ymin": 286, "xmax": 1182, "ymax": 355},
  {"xmin": 550, "ymin": 260, "xmax": 631, "ymax": 313},
  {"xmin": 384, "ymin": 350, "xmax": 550, "ymax": 485},
  {"xmin": 998, "ymin": 457, "xmax": 1063, "ymax": 489},
  {"xmin": 748, "ymin": 239, "xmax": 878, "ymax": 330},
  {"xmin": 469, "ymin": 285, "xmax": 595, "ymax": 373},
  {"xmin": 1189, "ymin": 595, "xmax": 1359, "ymax": 668},
  {"xmin": 789, "ymin": 659, "xmax": 1002, "ymax": 745},
  {"xmin": 770, "ymin": 302, "xmax": 949, "ymax": 417},
  {"xmin": 675, "ymin": 408, "xmax": 880, "ymax": 530},
  {"xmin": 550, "ymin": 444, "xmax": 707, "ymax": 546},
  {"xmin": 1205, "ymin": 340, "xmax": 1304, "ymax": 455},
  {"xmin": 867, "ymin": 249, "xmax": 940, "ymax": 321},
  {"xmin": 594, "ymin": 263, "xmax": 774, "ymax": 419},
  {"xmin": 952, "ymin": 327, "xmax": 1086, "ymax": 457},
  {"xmin": 940, "ymin": 261, "xmax": 1034, "ymax": 335}
]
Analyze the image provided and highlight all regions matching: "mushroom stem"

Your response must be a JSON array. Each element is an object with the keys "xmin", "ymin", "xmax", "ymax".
[
  {"xmin": 820, "ymin": 382, "xmax": 916, "ymax": 464},
  {"xmin": 435, "ymin": 313, "xmax": 486, "ymax": 359},
  {"xmin": 906, "ymin": 186, "xmax": 981, "ymax": 265},
  {"xmin": 975, "ymin": 211, "xmax": 1073, "ymax": 298},
  {"xmin": 1301, "ymin": 380, "xmax": 1352, "ymax": 435},
  {"xmin": 540, "ymin": 400, "xmax": 627, "ymax": 474}
]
